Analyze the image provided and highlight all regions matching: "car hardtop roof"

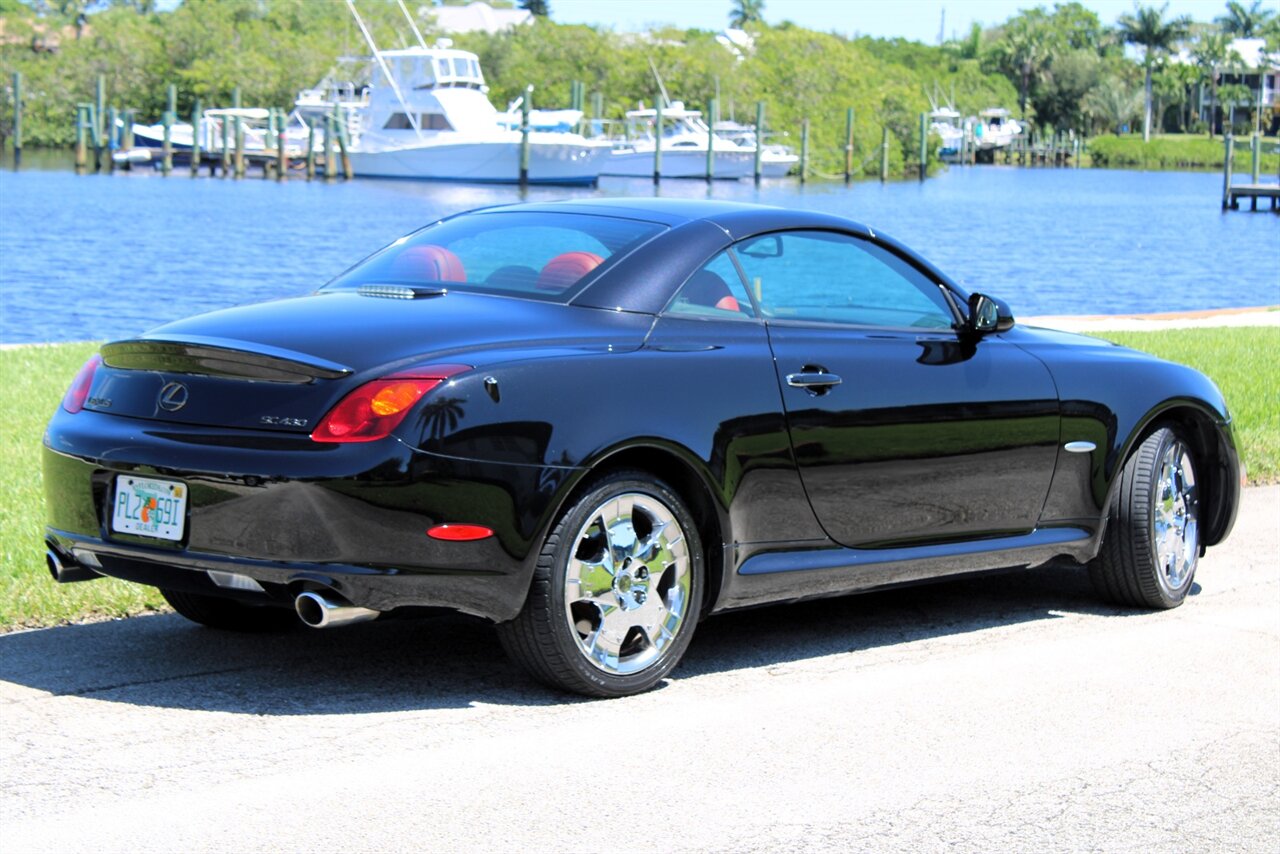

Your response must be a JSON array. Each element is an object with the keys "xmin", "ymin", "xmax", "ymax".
[{"xmin": 472, "ymin": 198, "xmax": 873, "ymax": 240}]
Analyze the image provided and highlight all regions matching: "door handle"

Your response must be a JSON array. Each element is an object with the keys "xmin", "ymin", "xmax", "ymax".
[{"xmin": 786, "ymin": 371, "xmax": 843, "ymax": 394}]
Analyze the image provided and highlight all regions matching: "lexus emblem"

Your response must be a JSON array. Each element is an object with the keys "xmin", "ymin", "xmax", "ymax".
[{"xmin": 157, "ymin": 382, "xmax": 189, "ymax": 412}]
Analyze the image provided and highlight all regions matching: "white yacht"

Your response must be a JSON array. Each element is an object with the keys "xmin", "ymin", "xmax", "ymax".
[
  {"xmin": 342, "ymin": 46, "xmax": 610, "ymax": 184},
  {"xmin": 712, "ymin": 120, "xmax": 798, "ymax": 177},
  {"xmin": 973, "ymin": 108, "xmax": 1023, "ymax": 152},
  {"xmin": 603, "ymin": 102, "xmax": 755, "ymax": 179},
  {"xmin": 928, "ymin": 107, "xmax": 965, "ymax": 161}
]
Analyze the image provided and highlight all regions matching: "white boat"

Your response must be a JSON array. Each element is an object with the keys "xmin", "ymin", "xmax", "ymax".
[
  {"xmin": 339, "ymin": 46, "xmax": 610, "ymax": 184},
  {"xmin": 973, "ymin": 108, "xmax": 1023, "ymax": 151},
  {"xmin": 711, "ymin": 119, "xmax": 798, "ymax": 177},
  {"xmin": 602, "ymin": 102, "xmax": 755, "ymax": 179},
  {"xmin": 928, "ymin": 107, "xmax": 965, "ymax": 161}
]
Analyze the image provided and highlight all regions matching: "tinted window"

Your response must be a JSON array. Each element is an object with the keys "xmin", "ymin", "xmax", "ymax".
[
  {"xmin": 665, "ymin": 251, "xmax": 756, "ymax": 319},
  {"xmin": 325, "ymin": 212, "xmax": 666, "ymax": 302},
  {"xmin": 733, "ymin": 230, "xmax": 954, "ymax": 329}
]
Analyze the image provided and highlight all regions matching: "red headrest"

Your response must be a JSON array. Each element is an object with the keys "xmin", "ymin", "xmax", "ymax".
[
  {"xmin": 388, "ymin": 244, "xmax": 466, "ymax": 283},
  {"xmin": 536, "ymin": 251, "xmax": 603, "ymax": 291}
]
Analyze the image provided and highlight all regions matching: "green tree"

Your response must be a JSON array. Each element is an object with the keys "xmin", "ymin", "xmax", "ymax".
[
  {"xmin": 992, "ymin": 15, "xmax": 1054, "ymax": 121},
  {"xmin": 1215, "ymin": 1, "xmax": 1275, "ymax": 38},
  {"xmin": 1085, "ymin": 76, "xmax": 1143, "ymax": 133},
  {"xmin": 729, "ymin": 0, "xmax": 764, "ymax": 29},
  {"xmin": 519, "ymin": 0, "xmax": 549, "ymax": 18},
  {"xmin": 1117, "ymin": 3, "xmax": 1192, "ymax": 141}
]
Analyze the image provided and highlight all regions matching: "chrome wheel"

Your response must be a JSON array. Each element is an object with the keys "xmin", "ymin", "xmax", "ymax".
[
  {"xmin": 563, "ymin": 493, "xmax": 692, "ymax": 675},
  {"xmin": 1153, "ymin": 440, "xmax": 1198, "ymax": 593}
]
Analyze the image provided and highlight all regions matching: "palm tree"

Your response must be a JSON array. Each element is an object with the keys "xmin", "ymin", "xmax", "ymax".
[
  {"xmin": 729, "ymin": 0, "xmax": 765, "ymax": 29},
  {"xmin": 1215, "ymin": 1, "xmax": 1276, "ymax": 38},
  {"xmin": 519, "ymin": 0, "xmax": 550, "ymax": 17},
  {"xmin": 1117, "ymin": 3, "xmax": 1192, "ymax": 141},
  {"xmin": 994, "ymin": 20, "xmax": 1053, "ymax": 122},
  {"xmin": 1192, "ymin": 30, "xmax": 1244, "ymax": 137},
  {"xmin": 1086, "ymin": 79, "xmax": 1144, "ymax": 134}
]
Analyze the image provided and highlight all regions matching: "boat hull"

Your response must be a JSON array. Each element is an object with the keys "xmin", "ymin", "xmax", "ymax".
[
  {"xmin": 602, "ymin": 148, "xmax": 755, "ymax": 179},
  {"xmin": 347, "ymin": 138, "xmax": 609, "ymax": 185}
]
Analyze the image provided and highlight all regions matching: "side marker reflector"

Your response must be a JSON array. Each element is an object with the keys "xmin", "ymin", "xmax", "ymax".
[{"xmin": 427, "ymin": 524, "xmax": 494, "ymax": 542}]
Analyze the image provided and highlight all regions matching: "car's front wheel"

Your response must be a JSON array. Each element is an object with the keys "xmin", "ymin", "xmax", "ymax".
[
  {"xmin": 498, "ymin": 472, "xmax": 704, "ymax": 697},
  {"xmin": 1089, "ymin": 426, "xmax": 1200, "ymax": 609}
]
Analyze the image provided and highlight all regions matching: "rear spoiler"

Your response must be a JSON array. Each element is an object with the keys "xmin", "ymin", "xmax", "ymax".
[{"xmin": 100, "ymin": 336, "xmax": 352, "ymax": 384}]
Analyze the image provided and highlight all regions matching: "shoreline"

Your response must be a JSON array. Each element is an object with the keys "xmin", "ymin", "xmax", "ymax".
[{"xmin": 3, "ymin": 306, "xmax": 1277, "ymax": 349}]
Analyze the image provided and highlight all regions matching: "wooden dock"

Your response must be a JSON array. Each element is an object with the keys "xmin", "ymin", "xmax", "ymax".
[
  {"xmin": 1221, "ymin": 133, "xmax": 1280, "ymax": 213},
  {"xmin": 1224, "ymin": 183, "xmax": 1280, "ymax": 212}
]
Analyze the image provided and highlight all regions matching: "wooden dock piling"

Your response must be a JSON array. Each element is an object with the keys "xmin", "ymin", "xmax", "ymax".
[
  {"xmin": 519, "ymin": 85, "xmax": 531, "ymax": 185},
  {"xmin": 880, "ymin": 126, "xmax": 889, "ymax": 182},
  {"xmin": 918, "ymin": 112, "xmax": 927, "ymax": 180},
  {"xmin": 1221, "ymin": 134, "xmax": 1233, "ymax": 209},
  {"xmin": 277, "ymin": 108, "xmax": 288, "ymax": 181},
  {"xmin": 799, "ymin": 118, "xmax": 809, "ymax": 184},
  {"xmin": 705, "ymin": 98, "xmax": 715, "ymax": 182},
  {"xmin": 161, "ymin": 84, "xmax": 175, "ymax": 175},
  {"xmin": 844, "ymin": 107, "xmax": 854, "ymax": 182},
  {"xmin": 653, "ymin": 96, "xmax": 663, "ymax": 184},
  {"xmin": 11, "ymin": 72, "xmax": 22, "ymax": 167},
  {"xmin": 306, "ymin": 122, "xmax": 316, "ymax": 180},
  {"xmin": 105, "ymin": 105, "xmax": 116, "ymax": 173},
  {"xmin": 220, "ymin": 114, "xmax": 231, "ymax": 177},
  {"xmin": 190, "ymin": 98, "xmax": 201, "ymax": 176},
  {"xmin": 753, "ymin": 101, "xmax": 764, "ymax": 183},
  {"xmin": 335, "ymin": 105, "xmax": 352, "ymax": 179},
  {"xmin": 323, "ymin": 114, "xmax": 334, "ymax": 181},
  {"xmin": 233, "ymin": 114, "xmax": 245, "ymax": 178},
  {"xmin": 95, "ymin": 74, "xmax": 105, "ymax": 171},
  {"xmin": 74, "ymin": 105, "xmax": 87, "ymax": 171}
]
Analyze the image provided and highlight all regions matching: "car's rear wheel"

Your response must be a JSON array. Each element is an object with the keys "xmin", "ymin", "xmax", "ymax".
[
  {"xmin": 497, "ymin": 472, "xmax": 703, "ymax": 697},
  {"xmin": 160, "ymin": 588, "xmax": 297, "ymax": 632},
  {"xmin": 1088, "ymin": 426, "xmax": 1200, "ymax": 609}
]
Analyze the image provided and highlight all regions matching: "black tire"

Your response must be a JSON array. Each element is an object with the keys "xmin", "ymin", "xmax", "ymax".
[
  {"xmin": 497, "ymin": 471, "xmax": 704, "ymax": 698},
  {"xmin": 1088, "ymin": 427, "xmax": 1201, "ymax": 609},
  {"xmin": 160, "ymin": 588, "xmax": 298, "ymax": 632}
]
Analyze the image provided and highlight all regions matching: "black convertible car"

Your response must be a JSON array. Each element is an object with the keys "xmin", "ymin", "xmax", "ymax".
[{"xmin": 43, "ymin": 199, "xmax": 1240, "ymax": 697}]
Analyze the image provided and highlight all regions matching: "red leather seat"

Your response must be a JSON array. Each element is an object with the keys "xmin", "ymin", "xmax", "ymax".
[
  {"xmin": 683, "ymin": 270, "xmax": 744, "ymax": 313},
  {"xmin": 388, "ymin": 244, "xmax": 466, "ymax": 283},
  {"xmin": 536, "ymin": 251, "xmax": 603, "ymax": 292}
]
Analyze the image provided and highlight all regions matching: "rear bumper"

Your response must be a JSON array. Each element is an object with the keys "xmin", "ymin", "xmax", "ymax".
[{"xmin": 42, "ymin": 409, "xmax": 580, "ymax": 622}]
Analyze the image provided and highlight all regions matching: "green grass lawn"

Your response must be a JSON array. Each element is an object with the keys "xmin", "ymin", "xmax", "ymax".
[
  {"xmin": 2, "ymin": 329, "xmax": 1276, "ymax": 630},
  {"xmin": 1100, "ymin": 327, "xmax": 1279, "ymax": 484},
  {"xmin": 0, "ymin": 343, "xmax": 166, "ymax": 629}
]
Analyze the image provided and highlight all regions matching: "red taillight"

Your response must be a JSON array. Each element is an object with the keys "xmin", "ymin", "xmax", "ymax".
[
  {"xmin": 62, "ymin": 355, "xmax": 102, "ymax": 414},
  {"xmin": 427, "ymin": 524, "xmax": 494, "ymax": 541},
  {"xmin": 311, "ymin": 364, "xmax": 468, "ymax": 443}
]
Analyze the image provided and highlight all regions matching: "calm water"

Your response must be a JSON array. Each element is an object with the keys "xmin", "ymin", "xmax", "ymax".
[{"xmin": 0, "ymin": 156, "xmax": 1276, "ymax": 344}]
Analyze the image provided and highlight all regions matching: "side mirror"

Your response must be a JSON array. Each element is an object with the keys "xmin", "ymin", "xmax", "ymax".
[{"xmin": 967, "ymin": 293, "xmax": 1015, "ymax": 336}]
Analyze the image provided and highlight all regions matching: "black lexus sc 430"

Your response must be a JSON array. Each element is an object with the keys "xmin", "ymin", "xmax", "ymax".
[{"xmin": 43, "ymin": 199, "xmax": 1240, "ymax": 697}]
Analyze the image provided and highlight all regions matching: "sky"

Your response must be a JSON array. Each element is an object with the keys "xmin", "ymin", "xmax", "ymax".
[{"xmin": 545, "ymin": 0, "xmax": 1268, "ymax": 43}]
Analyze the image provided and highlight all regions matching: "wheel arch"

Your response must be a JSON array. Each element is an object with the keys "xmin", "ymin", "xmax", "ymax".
[
  {"xmin": 548, "ymin": 441, "xmax": 731, "ymax": 616},
  {"xmin": 1105, "ymin": 401, "xmax": 1241, "ymax": 549}
]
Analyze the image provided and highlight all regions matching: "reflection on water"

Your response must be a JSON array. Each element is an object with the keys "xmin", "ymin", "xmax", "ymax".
[{"xmin": 1, "ymin": 152, "xmax": 1276, "ymax": 344}]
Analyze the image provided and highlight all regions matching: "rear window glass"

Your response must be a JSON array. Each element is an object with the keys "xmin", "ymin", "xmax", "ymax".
[{"xmin": 324, "ymin": 212, "xmax": 665, "ymax": 302}]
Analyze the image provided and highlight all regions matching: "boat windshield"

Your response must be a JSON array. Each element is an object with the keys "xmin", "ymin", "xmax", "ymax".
[{"xmin": 324, "ymin": 212, "xmax": 666, "ymax": 302}]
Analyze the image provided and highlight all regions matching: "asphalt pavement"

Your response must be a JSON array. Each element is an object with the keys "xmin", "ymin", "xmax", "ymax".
[{"xmin": 2, "ymin": 486, "xmax": 1277, "ymax": 853}]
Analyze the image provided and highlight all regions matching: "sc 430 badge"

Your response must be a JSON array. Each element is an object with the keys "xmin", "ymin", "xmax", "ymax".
[{"xmin": 260, "ymin": 415, "xmax": 309, "ymax": 427}]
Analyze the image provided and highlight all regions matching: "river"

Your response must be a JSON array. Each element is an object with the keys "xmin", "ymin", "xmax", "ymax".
[{"xmin": 0, "ymin": 155, "xmax": 1276, "ymax": 344}]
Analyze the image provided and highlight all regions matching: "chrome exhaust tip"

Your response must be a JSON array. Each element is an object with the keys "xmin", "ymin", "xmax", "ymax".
[
  {"xmin": 294, "ymin": 591, "xmax": 379, "ymax": 629},
  {"xmin": 46, "ymin": 547, "xmax": 100, "ymax": 584}
]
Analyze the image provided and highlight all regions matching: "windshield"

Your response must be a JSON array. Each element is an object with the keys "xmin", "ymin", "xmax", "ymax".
[{"xmin": 325, "ymin": 211, "xmax": 666, "ymax": 302}]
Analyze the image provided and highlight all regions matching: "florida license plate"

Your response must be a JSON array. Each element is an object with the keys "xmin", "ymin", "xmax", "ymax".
[{"xmin": 112, "ymin": 475, "xmax": 187, "ymax": 542}]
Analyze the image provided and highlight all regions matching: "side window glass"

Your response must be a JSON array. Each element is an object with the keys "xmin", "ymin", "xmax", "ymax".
[
  {"xmin": 733, "ymin": 231, "xmax": 954, "ymax": 329},
  {"xmin": 665, "ymin": 251, "xmax": 756, "ymax": 319}
]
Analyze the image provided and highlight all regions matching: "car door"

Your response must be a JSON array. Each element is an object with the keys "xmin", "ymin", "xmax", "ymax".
[{"xmin": 732, "ymin": 229, "xmax": 1060, "ymax": 548}]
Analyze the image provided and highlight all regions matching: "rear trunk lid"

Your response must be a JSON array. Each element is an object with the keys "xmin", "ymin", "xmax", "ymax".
[{"xmin": 83, "ymin": 290, "xmax": 650, "ymax": 433}]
